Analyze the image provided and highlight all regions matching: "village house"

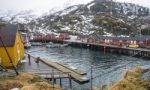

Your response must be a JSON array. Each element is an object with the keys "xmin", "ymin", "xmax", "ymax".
[
  {"xmin": 0, "ymin": 24, "xmax": 24, "ymax": 67},
  {"xmin": 58, "ymin": 33, "xmax": 70, "ymax": 41},
  {"xmin": 42, "ymin": 34, "xmax": 55, "ymax": 41},
  {"xmin": 87, "ymin": 34, "xmax": 150, "ymax": 48}
]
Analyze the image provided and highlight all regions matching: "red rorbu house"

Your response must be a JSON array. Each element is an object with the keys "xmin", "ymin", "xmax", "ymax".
[
  {"xmin": 87, "ymin": 34, "xmax": 113, "ymax": 45},
  {"xmin": 129, "ymin": 36, "xmax": 150, "ymax": 48},
  {"xmin": 146, "ymin": 38, "xmax": 150, "ymax": 46},
  {"xmin": 87, "ymin": 35, "xmax": 96, "ymax": 44},
  {"xmin": 86, "ymin": 34, "xmax": 150, "ymax": 48},
  {"xmin": 32, "ymin": 34, "xmax": 44, "ymax": 41},
  {"xmin": 107, "ymin": 36, "xmax": 150, "ymax": 48},
  {"xmin": 43, "ymin": 34, "xmax": 55, "ymax": 41},
  {"xmin": 111, "ymin": 37, "xmax": 128, "ymax": 46},
  {"xmin": 37, "ymin": 34, "xmax": 43, "ymax": 41},
  {"xmin": 32, "ymin": 34, "xmax": 38, "ymax": 41},
  {"xmin": 58, "ymin": 33, "xmax": 70, "ymax": 41}
]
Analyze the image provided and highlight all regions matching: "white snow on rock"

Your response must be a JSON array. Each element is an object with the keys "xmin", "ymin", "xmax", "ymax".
[
  {"xmin": 87, "ymin": 2, "xmax": 95, "ymax": 10},
  {"xmin": 60, "ymin": 6, "xmax": 78, "ymax": 16},
  {"xmin": 61, "ymin": 26, "xmax": 70, "ymax": 31}
]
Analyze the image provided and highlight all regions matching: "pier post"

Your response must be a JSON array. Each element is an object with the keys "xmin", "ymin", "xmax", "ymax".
[
  {"xmin": 69, "ymin": 74, "xmax": 72, "ymax": 89},
  {"xmin": 35, "ymin": 57, "xmax": 40, "ymax": 67},
  {"xmin": 28, "ymin": 54, "xmax": 31, "ymax": 65},
  {"xmin": 90, "ymin": 65, "xmax": 93, "ymax": 90},
  {"xmin": 36, "ymin": 57, "xmax": 40, "ymax": 63},
  {"xmin": 54, "ymin": 79, "xmax": 56, "ymax": 84},
  {"xmin": 59, "ymin": 72, "xmax": 62, "ymax": 87},
  {"xmin": 60, "ymin": 78, "xmax": 62, "ymax": 87},
  {"xmin": 52, "ymin": 69, "xmax": 54, "ymax": 90},
  {"xmin": 104, "ymin": 46, "xmax": 106, "ymax": 54}
]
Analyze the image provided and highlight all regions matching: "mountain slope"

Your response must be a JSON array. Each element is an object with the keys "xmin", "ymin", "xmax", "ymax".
[{"xmin": 26, "ymin": 0, "xmax": 150, "ymax": 36}]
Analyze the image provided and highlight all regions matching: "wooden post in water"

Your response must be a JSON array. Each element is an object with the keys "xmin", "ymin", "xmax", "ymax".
[
  {"xmin": 52, "ymin": 68, "xmax": 54, "ymax": 90},
  {"xmin": 28, "ymin": 54, "xmax": 31, "ymax": 65},
  {"xmin": 69, "ymin": 74, "xmax": 72, "ymax": 89},
  {"xmin": 90, "ymin": 65, "xmax": 93, "ymax": 90},
  {"xmin": 104, "ymin": 46, "xmax": 106, "ymax": 54},
  {"xmin": 59, "ymin": 72, "xmax": 62, "ymax": 87}
]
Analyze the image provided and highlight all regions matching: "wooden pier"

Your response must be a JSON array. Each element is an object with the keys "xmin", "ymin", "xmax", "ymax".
[
  {"xmin": 27, "ymin": 71, "xmax": 70, "ymax": 79},
  {"xmin": 57, "ymin": 62, "xmax": 87, "ymax": 75},
  {"xmin": 30, "ymin": 38, "xmax": 150, "ymax": 59},
  {"xmin": 27, "ymin": 54, "xmax": 89, "ymax": 83},
  {"xmin": 65, "ymin": 41, "xmax": 150, "ymax": 59},
  {"xmin": 39, "ymin": 58, "xmax": 89, "ymax": 83}
]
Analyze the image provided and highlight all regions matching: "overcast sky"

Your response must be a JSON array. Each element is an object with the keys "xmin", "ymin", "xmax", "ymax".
[{"xmin": 0, "ymin": 0, "xmax": 149, "ymax": 15}]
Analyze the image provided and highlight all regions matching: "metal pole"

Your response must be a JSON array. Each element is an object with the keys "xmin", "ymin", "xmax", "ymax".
[
  {"xmin": 69, "ymin": 74, "xmax": 72, "ymax": 89},
  {"xmin": 52, "ymin": 68, "xmax": 54, "ymax": 90},
  {"xmin": 59, "ymin": 72, "xmax": 62, "ymax": 87},
  {"xmin": 0, "ymin": 34, "xmax": 19, "ymax": 75},
  {"xmin": 90, "ymin": 65, "xmax": 93, "ymax": 90}
]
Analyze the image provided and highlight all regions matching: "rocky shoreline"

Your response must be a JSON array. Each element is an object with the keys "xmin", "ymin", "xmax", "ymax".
[
  {"xmin": 109, "ymin": 67, "xmax": 150, "ymax": 90},
  {"xmin": 0, "ymin": 73, "xmax": 61, "ymax": 90}
]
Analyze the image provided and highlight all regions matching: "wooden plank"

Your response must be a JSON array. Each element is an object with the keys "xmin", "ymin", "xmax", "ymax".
[
  {"xmin": 57, "ymin": 62, "xmax": 87, "ymax": 75},
  {"xmin": 39, "ymin": 59, "xmax": 89, "ymax": 83},
  {"xmin": 27, "ymin": 71, "xmax": 69, "ymax": 79},
  {"xmin": 38, "ymin": 74, "xmax": 69, "ymax": 79}
]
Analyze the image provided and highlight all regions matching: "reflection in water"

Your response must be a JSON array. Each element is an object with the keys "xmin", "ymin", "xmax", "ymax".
[{"xmin": 26, "ymin": 46, "xmax": 150, "ymax": 90}]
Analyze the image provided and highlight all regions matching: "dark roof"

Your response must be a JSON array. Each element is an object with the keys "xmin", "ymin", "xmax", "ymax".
[{"xmin": 0, "ymin": 25, "xmax": 18, "ymax": 47}]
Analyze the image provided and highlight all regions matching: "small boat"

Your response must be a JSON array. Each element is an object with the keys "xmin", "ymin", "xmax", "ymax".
[
  {"xmin": 31, "ymin": 42, "xmax": 42, "ymax": 46},
  {"xmin": 46, "ymin": 44, "xmax": 61, "ymax": 48},
  {"xmin": 24, "ymin": 42, "xmax": 31, "ymax": 48},
  {"xmin": 46, "ymin": 43, "xmax": 70, "ymax": 48},
  {"xmin": 129, "ymin": 44, "xmax": 139, "ymax": 48}
]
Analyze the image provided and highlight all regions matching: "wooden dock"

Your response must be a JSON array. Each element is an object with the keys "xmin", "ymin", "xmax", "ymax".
[
  {"xmin": 67, "ymin": 41, "xmax": 150, "ymax": 59},
  {"xmin": 27, "ymin": 71, "xmax": 69, "ymax": 79},
  {"xmin": 57, "ymin": 62, "xmax": 87, "ymax": 75},
  {"xmin": 39, "ymin": 58, "xmax": 89, "ymax": 83}
]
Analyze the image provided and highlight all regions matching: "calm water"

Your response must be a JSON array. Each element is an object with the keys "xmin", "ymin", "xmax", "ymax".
[{"xmin": 26, "ymin": 46, "xmax": 150, "ymax": 90}]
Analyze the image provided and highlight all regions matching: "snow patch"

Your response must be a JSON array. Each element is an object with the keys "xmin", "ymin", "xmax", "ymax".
[
  {"xmin": 60, "ymin": 6, "xmax": 78, "ymax": 16},
  {"xmin": 87, "ymin": 3, "xmax": 95, "ymax": 10}
]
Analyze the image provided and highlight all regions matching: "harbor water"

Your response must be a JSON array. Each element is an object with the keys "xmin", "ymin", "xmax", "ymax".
[{"xmin": 25, "ymin": 46, "xmax": 150, "ymax": 90}]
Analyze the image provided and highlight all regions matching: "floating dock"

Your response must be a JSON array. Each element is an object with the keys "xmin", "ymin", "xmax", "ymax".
[
  {"xmin": 39, "ymin": 58, "xmax": 89, "ymax": 83},
  {"xmin": 57, "ymin": 62, "xmax": 87, "ymax": 75},
  {"xmin": 28, "ymin": 71, "xmax": 69, "ymax": 79},
  {"xmin": 28, "ymin": 54, "xmax": 89, "ymax": 83}
]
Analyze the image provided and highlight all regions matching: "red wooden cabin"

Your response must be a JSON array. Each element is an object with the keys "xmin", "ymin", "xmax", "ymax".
[
  {"xmin": 87, "ymin": 36, "xmax": 96, "ymax": 44},
  {"xmin": 58, "ymin": 33, "xmax": 70, "ymax": 41}
]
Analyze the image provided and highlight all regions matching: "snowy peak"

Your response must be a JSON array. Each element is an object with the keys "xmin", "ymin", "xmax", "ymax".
[{"xmin": 26, "ymin": 0, "xmax": 150, "ymax": 36}]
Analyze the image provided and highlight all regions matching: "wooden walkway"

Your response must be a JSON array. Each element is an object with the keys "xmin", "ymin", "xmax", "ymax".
[
  {"xmin": 27, "ymin": 71, "xmax": 69, "ymax": 79},
  {"xmin": 39, "ymin": 58, "xmax": 89, "ymax": 83},
  {"xmin": 57, "ymin": 62, "xmax": 87, "ymax": 75}
]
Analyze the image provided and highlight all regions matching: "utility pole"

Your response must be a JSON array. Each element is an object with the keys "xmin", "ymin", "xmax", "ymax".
[{"xmin": 0, "ymin": 27, "xmax": 19, "ymax": 75}]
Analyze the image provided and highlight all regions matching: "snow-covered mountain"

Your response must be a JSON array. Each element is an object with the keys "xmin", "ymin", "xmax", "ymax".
[
  {"xmin": 0, "ymin": 10, "xmax": 48, "ymax": 24},
  {"xmin": 1, "ymin": 0, "xmax": 150, "ymax": 36}
]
